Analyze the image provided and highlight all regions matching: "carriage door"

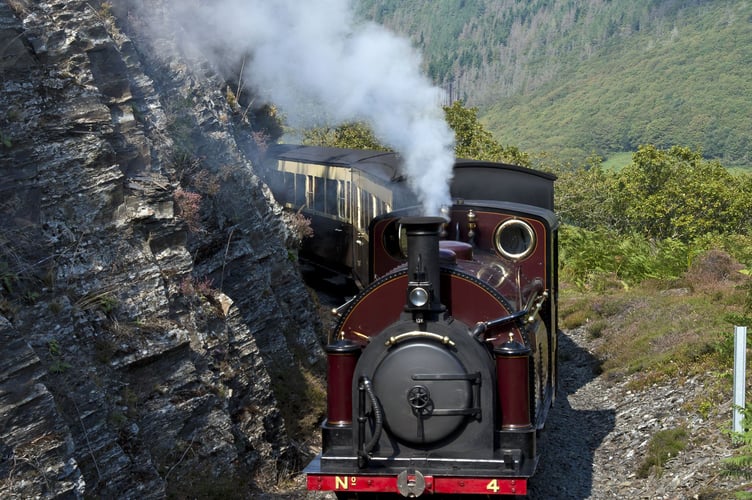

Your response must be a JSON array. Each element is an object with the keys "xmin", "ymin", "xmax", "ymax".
[{"xmin": 352, "ymin": 173, "xmax": 370, "ymax": 287}]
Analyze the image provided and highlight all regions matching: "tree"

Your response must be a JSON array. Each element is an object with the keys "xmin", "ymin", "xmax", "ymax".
[
  {"xmin": 443, "ymin": 101, "xmax": 530, "ymax": 166},
  {"xmin": 301, "ymin": 101, "xmax": 531, "ymax": 166},
  {"xmin": 554, "ymin": 155, "xmax": 618, "ymax": 230},
  {"xmin": 614, "ymin": 145, "xmax": 749, "ymax": 241},
  {"xmin": 302, "ymin": 122, "xmax": 388, "ymax": 151}
]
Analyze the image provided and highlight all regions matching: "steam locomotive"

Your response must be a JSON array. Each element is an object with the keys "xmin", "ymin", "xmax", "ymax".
[{"xmin": 263, "ymin": 145, "xmax": 559, "ymax": 497}]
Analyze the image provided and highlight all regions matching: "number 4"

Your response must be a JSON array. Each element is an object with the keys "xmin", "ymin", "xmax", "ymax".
[{"xmin": 486, "ymin": 479, "xmax": 500, "ymax": 493}]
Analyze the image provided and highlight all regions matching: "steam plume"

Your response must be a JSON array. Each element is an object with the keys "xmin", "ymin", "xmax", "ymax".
[{"xmin": 168, "ymin": 0, "xmax": 455, "ymax": 215}]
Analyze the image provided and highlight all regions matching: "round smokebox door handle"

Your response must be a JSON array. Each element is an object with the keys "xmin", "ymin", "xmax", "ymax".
[{"xmin": 384, "ymin": 331, "xmax": 456, "ymax": 347}]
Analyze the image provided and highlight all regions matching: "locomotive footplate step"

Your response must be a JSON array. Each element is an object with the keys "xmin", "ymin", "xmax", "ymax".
[{"xmin": 314, "ymin": 452, "xmax": 536, "ymax": 478}]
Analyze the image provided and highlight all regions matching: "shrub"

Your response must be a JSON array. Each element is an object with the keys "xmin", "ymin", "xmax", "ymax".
[
  {"xmin": 684, "ymin": 249, "xmax": 746, "ymax": 298},
  {"xmin": 694, "ymin": 233, "xmax": 752, "ymax": 271},
  {"xmin": 636, "ymin": 427, "xmax": 688, "ymax": 478},
  {"xmin": 283, "ymin": 210, "xmax": 313, "ymax": 249},
  {"xmin": 586, "ymin": 319, "xmax": 608, "ymax": 339},
  {"xmin": 559, "ymin": 225, "xmax": 691, "ymax": 290},
  {"xmin": 252, "ymin": 130, "xmax": 270, "ymax": 154},
  {"xmin": 560, "ymin": 308, "xmax": 589, "ymax": 330},
  {"xmin": 179, "ymin": 276, "xmax": 215, "ymax": 298},
  {"xmin": 173, "ymin": 188, "xmax": 203, "ymax": 232},
  {"xmin": 190, "ymin": 170, "xmax": 220, "ymax": 196}
]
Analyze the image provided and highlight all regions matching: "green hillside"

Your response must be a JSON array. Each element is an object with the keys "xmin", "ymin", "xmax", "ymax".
[{"xmin": 356, "ymin": 0, "xmax": 752, "ymax": 166}]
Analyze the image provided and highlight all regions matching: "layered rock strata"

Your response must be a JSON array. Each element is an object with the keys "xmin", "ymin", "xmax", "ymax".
[{"xmin": 0, "ymin": 1, "xmax": 323, "ymax": 497}]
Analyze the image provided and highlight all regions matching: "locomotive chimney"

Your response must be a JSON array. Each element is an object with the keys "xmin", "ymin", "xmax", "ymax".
[{"xmin": 401, "ymin": 217, "xmax": 446, "ymax": 319}]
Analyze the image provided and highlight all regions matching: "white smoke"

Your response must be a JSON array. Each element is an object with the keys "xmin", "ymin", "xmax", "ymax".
[{"xmin": 168, "ymin": 0, "xmax": 455, "ymax": 216}]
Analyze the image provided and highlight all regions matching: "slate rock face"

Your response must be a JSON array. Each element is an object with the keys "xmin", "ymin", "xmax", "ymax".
[
  {"xmin": 0, "ymin": 1, "xmax": 324, "ymax": 497},
  {"xmin": 0, "ymin": 318, "xmax": 84, "ymax": 499}
]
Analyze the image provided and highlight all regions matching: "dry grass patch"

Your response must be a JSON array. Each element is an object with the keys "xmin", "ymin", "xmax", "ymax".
[
  {"xmin": 562, "ymin": 269, "xmax": 746, "ymax": 395},
  {"xmin": 636, "ymin": 427, "xmax": 689, "ymax": 479}
]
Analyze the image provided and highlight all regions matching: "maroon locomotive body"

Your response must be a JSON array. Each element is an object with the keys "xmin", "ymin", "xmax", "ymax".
[{"xmin": 263, "ymin": 146, "xmax": 559, "ymax": 497}]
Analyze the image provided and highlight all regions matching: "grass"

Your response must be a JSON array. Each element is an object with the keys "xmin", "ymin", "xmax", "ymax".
[
  {"xmin": 268, "ymin": 360, "xmax": 326, "ymax": 443},
  {"xmin": 559, "ymin": 259, "xmax": 749, "ymax": 393},
  {"xmin": 636, "ymin": 427, "xmax": 689, "ymax": 478},
  {"xmin": 602, "ymin": 151, "xmax": 634, "ymax": 171}
]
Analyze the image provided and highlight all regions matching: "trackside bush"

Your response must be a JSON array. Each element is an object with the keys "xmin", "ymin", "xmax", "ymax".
[
  {"xmin": 559, "ymin": 225, "xmax": 691, "ymax": 290},
  {"xmin": 693, "ymin": 233, "xmax": 752, "ymax": 272}
]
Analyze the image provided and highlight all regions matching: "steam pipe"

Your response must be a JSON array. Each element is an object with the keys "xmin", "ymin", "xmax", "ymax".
[{"xmin": 357, "ymin": 376, "xmax": 383, "ymax": 468}]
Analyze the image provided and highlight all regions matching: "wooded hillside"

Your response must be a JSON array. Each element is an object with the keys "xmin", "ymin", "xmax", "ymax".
[{"xmin": 356, "ymin": 0, "xmax": 752, "ymax": 166}]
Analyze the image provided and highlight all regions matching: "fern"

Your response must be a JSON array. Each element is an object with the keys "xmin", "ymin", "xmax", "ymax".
[
  {"xmin": 559, "ymin": 225, "xmax": 693, "ymax": 290},
  {"xmin": 725, "ymin": 405, "xmax": 752, "ymax": 499}
]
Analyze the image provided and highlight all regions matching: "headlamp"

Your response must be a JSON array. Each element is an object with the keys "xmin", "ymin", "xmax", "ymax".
[{"xmin": 408, "ymin": 287, "xmax": 429, "ymax": 308}]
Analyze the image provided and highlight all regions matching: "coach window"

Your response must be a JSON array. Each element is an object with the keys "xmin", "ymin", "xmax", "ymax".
[
  {"xmin": 283, "ymin": 172, "xmax": 295, "ymax": 204},
  {"xmin": 345, "ymin": 181, "xmax": 351, "ymax": 220},
  {"xmin": 294, "ymin": 174, "xmax": 306, "ymax": 208},
  {"xmin": 326, "ymin": 178, "xmax": 337, "ymax": 215},
  {"xmin": 365, "ymin": 193, "xmax": 374, "ymax": 226},
  {"xmin": 354, "ymin": 187, "xmax": 361, "ymax": 230},
  {"xmin": 337, "ymin": 181, "xmax": 346, "ymax": 218},
  {"xmin": 306, "ymin": 175, "xmax": 315, "ymax": 209},
  {"xmin": 367, "ymin": 192, "xmax": 374, "ymax": 227},
  {"xmin": 314, "ymin": 176, "xmax": 325, "ymax": 212},
  {"xmin": 379, "ymin": 200, "xmax": 392, "ymax": 215},
  {"xmin": 357, "ymin": 188, "xmax": 368, "ymax": 231}
]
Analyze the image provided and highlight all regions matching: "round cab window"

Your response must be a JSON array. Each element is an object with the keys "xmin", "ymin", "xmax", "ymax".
[
  {"xmin": 494, "ymin": 219, "xmax": 536, "ymax": 261},
  {"xmin": 381, "ymin": 220, "xmax": 408, "ymax": 260}
]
